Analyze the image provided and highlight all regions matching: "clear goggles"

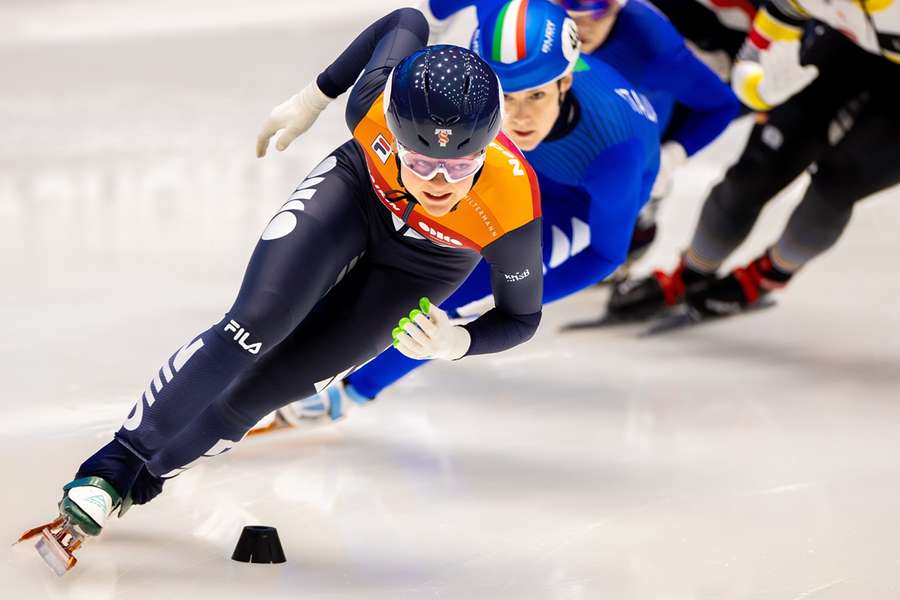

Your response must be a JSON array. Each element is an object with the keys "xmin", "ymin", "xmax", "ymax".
[
  {"xmin": 397, "ymin": 143, "xmax": 486, "ymax": 184},
  {"xmin": 556, "ymin": 0, "xmax": 612, "ymax": 18}
]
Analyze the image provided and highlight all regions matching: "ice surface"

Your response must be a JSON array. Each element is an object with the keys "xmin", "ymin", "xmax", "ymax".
[{"xmin": 3, "ymin": 1, "xmax": 900, "ymax": 598}]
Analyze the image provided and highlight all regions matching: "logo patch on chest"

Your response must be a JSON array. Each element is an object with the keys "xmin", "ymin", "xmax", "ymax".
[{"xmin": 371, "ymin": 134, "xmax": 392, "ymax": 164}]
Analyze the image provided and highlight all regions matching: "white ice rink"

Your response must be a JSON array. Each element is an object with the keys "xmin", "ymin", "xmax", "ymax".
[{"xmin": 3, "ymin": 1, "xmax": 900, "ymax": 598}]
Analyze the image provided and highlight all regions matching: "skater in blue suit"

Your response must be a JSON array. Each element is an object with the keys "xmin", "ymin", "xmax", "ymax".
[
  {"xmin": 264, "ymin": 0, "xmax": 664, "ymax": 425},
  {"xmin": 426, "ymin": 0, "xmax": 738, "ymax": 263}
]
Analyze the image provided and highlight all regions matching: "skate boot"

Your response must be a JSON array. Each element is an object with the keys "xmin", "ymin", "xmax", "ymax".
[
  {"xmin": 17, "ymin": 476, "xmax": 122, "ymax": 576},
  {"xmin": 279, "ymin": 379, "xmax": 371, "ymax": 424},
  {"xmin": 603, "ymin": 222, "xmax": 659, "ymax": 285},
  {"xmin": 248, "ymin": 380, "xmax": 372, "ymax": 436},
  {"xmin": 687, "ymin": 251, "xmax": 792, "ymax": 316},
  {"xmin": 607, "ymin": 259, "xmax": 713, "ymax": 319}
]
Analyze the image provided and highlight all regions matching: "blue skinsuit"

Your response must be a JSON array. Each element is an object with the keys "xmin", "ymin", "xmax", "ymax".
[
  {"xmin": 347, "ymin": 54, "xmax": 660, "ymax": 399},
  {"xmin": 426, "ymin": 0, "xmax": 738, "ymax": 154}
]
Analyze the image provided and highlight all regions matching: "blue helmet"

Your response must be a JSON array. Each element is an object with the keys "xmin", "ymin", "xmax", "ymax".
[
  {"xmin": 384, "ymin": 44, "xmax": 503, "ymax": 159},
  {"xmin": 472, "ymin": 0, "xmax": 582, "ymax": 93}
]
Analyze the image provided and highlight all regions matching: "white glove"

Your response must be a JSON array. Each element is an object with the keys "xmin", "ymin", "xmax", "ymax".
[
  {"xmin": 650, "ymin": 141, "xmax": 687, "ymax": 200},
  {"xmin": 732, "ymin": 41, "xmax": 818, "ymax": 111},
  {"xmin": 392, "ymin": 297, "xmax": 471, "ymax": 361},
  {"xmin": 256, "ymin": 81, "xmax": 333, "ymax": 157}
]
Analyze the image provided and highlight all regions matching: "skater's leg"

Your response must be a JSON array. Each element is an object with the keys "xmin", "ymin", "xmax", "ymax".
[
  {"xmin": 607, "ymin": 67, "xmax": 863, "ymax": 317},
  {"xmin": 148, "ymin": 251, "xmax": 477, "ymax": 478},
  {"xmin": 771, "ymin": 92, "xmax": 900, "ymax": 272},
  {"xmin": 76, "ymin": 146, "xmax": 370, "ymax": 497},
  {"xmin": 684, "ymin": 82, "xmax": 837, "ymax": 273},
  {"xmin": 687, "ymin": 90, "xmax": 900, "ymax": 314}
]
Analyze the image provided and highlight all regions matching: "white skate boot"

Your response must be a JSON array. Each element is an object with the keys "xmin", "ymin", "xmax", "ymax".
[{"xmin": 248, "ymin": 380, "xmax": 372, "ymax": 436}]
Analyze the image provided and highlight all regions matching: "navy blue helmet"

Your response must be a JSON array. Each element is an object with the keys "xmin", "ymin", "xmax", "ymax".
[{"xmin": 384, "ymin": 44, "xmax": 503, "ymax": 159}]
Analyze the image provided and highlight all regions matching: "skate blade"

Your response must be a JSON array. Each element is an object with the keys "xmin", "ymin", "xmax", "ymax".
[
  {"xmin": 246, "ymin": 412, "xmax": 293, "ymax": 437},
  {"xmin": 35, "ymin": 528, "xmax": 78, "ymax": 577},
  {"xmin": 16, "ymin": 516, "xmax": 65, "ymax": 544},
  {"xmin": 561, "ymin": 306, "xmax": 676, "ymax": 332},
  {"xmin": 640, "ymin": 298, "xmax": 777, "ymax": 337}
]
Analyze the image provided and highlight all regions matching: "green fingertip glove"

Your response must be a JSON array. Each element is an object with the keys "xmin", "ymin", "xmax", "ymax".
[
  {"xmin": 391, "ymin": 326, "xmax": 403, "ymax": 340},
  {"xmin": 409, "ymin": 309, "xmax": 422, "ymax": 321},
  {"xmin": 419, "ymin": 297, "xmax": 431, "ymax": 314}
]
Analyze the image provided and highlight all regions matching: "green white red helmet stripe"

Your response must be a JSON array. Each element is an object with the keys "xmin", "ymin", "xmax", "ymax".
[{"xmin": 492, "ymin": 0, "xmax": 529, "ymax": 64}]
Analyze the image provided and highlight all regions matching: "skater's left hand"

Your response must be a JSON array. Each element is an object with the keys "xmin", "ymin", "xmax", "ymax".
[
  {"xmin": 393, "ymin": 298, "xmax": 471, "ymax": 361},
  {"xmin": 650, "ymin": 141, "xmax": 687, "ymax": 200}
]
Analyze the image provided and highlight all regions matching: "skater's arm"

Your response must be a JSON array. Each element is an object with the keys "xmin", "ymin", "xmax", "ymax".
[
  {"xmin": 462, "ymin": 218, "xmax": 544, "ymax": 356},
  {"xmin": 650, "ymin": 0, "xmax": 753, "ymax": 58},
  {"xmin": 256, "ymin": 9, "xmax": 428, "ymax": 157},
  {"xmin": 730, "ymin": 3, "xmax": 818, "ymax": 110},
  {"xmin": 326, "ymin": 9, "xmax": 430, "ymax": 132},
  {"xmin": 425, "ymin": 0, "xmax": 477, "ymax": 19},
  {"xmin": 531, "ymin": 141, "xmax": 647, "ymax": 304},
  {"xmin": 641, "ymin": 11, "xmax": 739, "ymax": 156},
  {"xmin": 419, "ymin": 0, "xmax": 493, "ymax": 44},
  {"xmin": 575, "ymin": 140, "xmax": 647, "ymax": 279}
]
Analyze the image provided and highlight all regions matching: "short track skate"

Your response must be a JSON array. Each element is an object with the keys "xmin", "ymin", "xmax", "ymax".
[
  {"xmin": 16, "ymin": 516, "xmax": 84, "ymax": 576},
  {"xmin": 246, "ymin": 410, "xmax": 293, "ymax": 437},
  {"xmin": 640, "ymin": 298, "xmax": 777, "ymax": 336},
  {"xmin": 15, "ymin": 476, "xmax": 121, "ymax": 576}
]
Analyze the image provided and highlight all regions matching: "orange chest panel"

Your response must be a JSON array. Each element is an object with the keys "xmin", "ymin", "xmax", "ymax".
[{"xmin": 353, "ymin": 94, "xmax": 541, "ymax": 252}]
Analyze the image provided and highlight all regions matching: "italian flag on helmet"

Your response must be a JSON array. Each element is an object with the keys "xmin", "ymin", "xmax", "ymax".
[
  {"xmin": 478, "ymin": 0, "xmax": 582, "ymax": 92},
  {"xmin": 491, "ymin": 0, "xmax": 532, "ymax": 64}
]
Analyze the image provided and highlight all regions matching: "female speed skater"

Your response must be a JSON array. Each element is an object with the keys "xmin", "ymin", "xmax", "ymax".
[
  {"xmin": 609, "ymin": 1, "xmax": 900, "ymax": 320},
  {"xmin": 260, "ymin": 0, "xmax": 662, "ymax": 427},
  {"xmin": 20, "ymin": 8, "xmax": 546, "ymax": 575}
]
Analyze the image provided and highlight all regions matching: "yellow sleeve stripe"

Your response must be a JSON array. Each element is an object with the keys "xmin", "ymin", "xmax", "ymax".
[
  {"xmin": 739, "ymin": 71, "xmax": 772, "ymax": 112},
  {"xmin": 755, "ymin": 8, "xmax": 804, "ymax": 42},
  {"xmin": 785, "ymin": 0, "xmax": 810, "ymax": 17},
  {"xmin": 883, "ymin": 49, "xmax": 900, "ymax": 65}
]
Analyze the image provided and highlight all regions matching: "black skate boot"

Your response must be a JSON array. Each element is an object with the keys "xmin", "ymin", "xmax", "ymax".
[
  {"xmin": 607, "ymin": 259, "xmax": 713, "ymax": 319},
  {"xmin": 687, "ymin": 251, "xmax": 792, "ymax": 316}
]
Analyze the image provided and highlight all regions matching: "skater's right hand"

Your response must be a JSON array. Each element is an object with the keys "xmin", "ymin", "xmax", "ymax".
[
  {"xmin": 256, "ymin": 81, "xmax": 334, "ymax": 158},
  {"xmin": 392, "ymin": 298, "xmax": 471, "ymax": 361}
]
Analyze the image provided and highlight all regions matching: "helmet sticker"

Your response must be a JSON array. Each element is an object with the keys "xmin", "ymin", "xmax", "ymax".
[
  {"xmin": 562, "ymin": 17, "xmax": 580, "ymax": 63},
  {"xmin": 435, "ymin": 128, "xmax": 453, "ymax": 148}
]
